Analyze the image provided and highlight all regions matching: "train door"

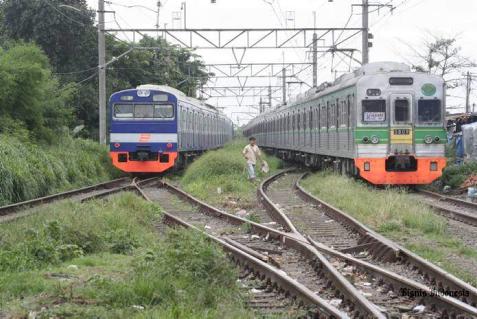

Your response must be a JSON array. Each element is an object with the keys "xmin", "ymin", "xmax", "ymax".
[
  {"xmin": 385, "ymin": 94, "xmax": 416, "ymax": 172},
  {"xmin": 390, "ymin": 94, "xmax": 414, "ymax": 154}
]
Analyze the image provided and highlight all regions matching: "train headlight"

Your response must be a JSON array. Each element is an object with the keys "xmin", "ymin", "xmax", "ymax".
[
  {"xmin": 430, "ymin": 162, "xmax": 438, "ymax": 171},
  {"xmin": 370, "ymin": 135, "xmax": 380, "ymax": 144},
  {"xmin": 166, "ymin": 143, "xmax": 173, "ymax": 149},
  {"xmin": 362, "ymin": 136, "xmax": 370, "ymax": 143},
  {"xmin": 424, "ymin": 135, "xmax": 433, "ymax": 144},
  {"xmin": 366, "ymin": 89, "xmax": 381, "ymax": 96},
  {"xmin": 434, "ymin": 136, "xmax": 440, "ymax": 143}
]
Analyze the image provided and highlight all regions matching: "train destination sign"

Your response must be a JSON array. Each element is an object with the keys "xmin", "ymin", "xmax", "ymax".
[{"xmin": 364, "ymin": 112, "xmax": 385, "ymax": 122}]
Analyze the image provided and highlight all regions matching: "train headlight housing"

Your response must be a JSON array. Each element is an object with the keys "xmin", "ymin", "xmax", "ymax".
[
  {"xmin": 430, "ymin": 161, "xmax": 438, "ymax": 171},
  {"xmin": 370, "ymin": 135, "xmax": 380, "ymax": 144},
  {"xmin": 434, "ymin": 136, "xmax": 440, "ymax": 143},
  {"xmin": 424, "ymin": 135, "xmax": 433, "ymax": 144},
  {"xmin": 362, "ymin": 136, "xmax": 370, "ymax": 143},
  {"xmin": 364, "ymin": 162, "xmax": 371, "ymax": 171},
  {"xmin": 366, "ymin": 89, "xmax": 381, "ymax": 96}
]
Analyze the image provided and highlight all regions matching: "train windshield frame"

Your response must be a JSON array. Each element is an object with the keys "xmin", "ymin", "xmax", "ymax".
[
  {"xmin": 113, "ymin": 103, "xmax": 175, "ymax": 120},
  {"xmin": 417, "ymin": 100, "xmax": 442, "ymax": 124},
  {"xmin": 362, "ymin": 99, "xmax": 386, "ymax": 123}
]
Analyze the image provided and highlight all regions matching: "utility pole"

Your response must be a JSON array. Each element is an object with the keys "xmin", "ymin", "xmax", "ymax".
[
  {"xmin": 362, "ymin": 0, "xmax": 369, "ymax": 65},
  {"xmin": 465, "ymin": 72, "xmax": 472, "ymax": 113},
  {"xmin": 98, "ymin": 0, "xmax": 107, "ymax": 145},
  {"xmin": 259, "ymin": 97, "xmax": 263, "ymax": 113},
  {"xmin": 282, "ymin": 68, "xmax": 287, "ymax": 105},
  {"xmin": 268, "ymin": 85, "xmax": 272, "ymax": 109},
  {"xmin": 156, "ymin": 1, "xmax": 161, "ymax": 39},
  {"xmin": 313, "ymin": 32, "xmax": 318, "ymax": 87},
  {"xmin": 312, "ymin": 11, "xmax": 318, "ymax": 87},
  {"xmin": 181, "ymin": 2, "xmax": 187, "ymax": 29}
]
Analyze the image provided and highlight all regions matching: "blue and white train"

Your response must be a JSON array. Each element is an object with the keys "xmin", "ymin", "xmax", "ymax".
[{"xmin": 109, "ymin": 85, "xmax": 233, "ymax": 173}]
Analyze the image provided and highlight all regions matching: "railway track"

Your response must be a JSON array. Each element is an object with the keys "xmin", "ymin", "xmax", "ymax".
[
  {"xmin": 413, "ymin": 189, "xmax": 477, "ymax": 227},
  {"xmin": 0, "ymin": 177, "xmax": 149, "ymax": 223},
  {"xmin": 136, "ymin": 179, "xmax": 385, "ymax": 318},
  {"xmin": 134, "ymin": 179, "xmax": 477, "ymax": 318},
  {"xmin": 259, "ymin": 170, "xmax": 477, "ymax": 318}
]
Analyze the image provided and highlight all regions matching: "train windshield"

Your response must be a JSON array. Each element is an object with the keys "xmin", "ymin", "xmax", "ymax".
[
  {"xmin": 362, "ymin": 100, "xmax": 386, "ymax": 123},
  {"xmin": 418, "ymin": 100, "xmax": 441, "ymax": 123},
  {"xmin": 114, "ymin": 104, "xmax": 174, "ymax": 119}
]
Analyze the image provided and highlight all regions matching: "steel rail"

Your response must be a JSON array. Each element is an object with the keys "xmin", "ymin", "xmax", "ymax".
[
  {"xmin": 0, "ymin": 177, "xmax": 163, "ymax": 223},
  {"xmin": 292, "ymin": 172, "xmax": 477, "ymax": 309},
  {"xmin": 135, "ymin": 179, "xmax": 477, "ymax": 317},
  {"xmin": 416, "ymin": 189, "xmax": 477, "ymax": 227},
  {"xmin": 138, "ymin": 180, "xmax": 385, "ymax": 318},
  {"xmin": 0, "ymin": 177, "xmax": 131, "ymax": 216},
  {"xmin": 132, "ymin": 184, "xmax": 344, "ymax": 318}
]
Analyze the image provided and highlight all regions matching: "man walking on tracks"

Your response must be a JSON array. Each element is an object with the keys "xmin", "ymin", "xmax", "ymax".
[{"xmin": 242, "ymin": 137, "xmax": 262, "ymax": 181}]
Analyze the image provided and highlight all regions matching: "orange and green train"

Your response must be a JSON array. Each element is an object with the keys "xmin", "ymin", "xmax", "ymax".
[{"xmin": 243, "ymin": 62, "xmax": 447, "ymax": 185}]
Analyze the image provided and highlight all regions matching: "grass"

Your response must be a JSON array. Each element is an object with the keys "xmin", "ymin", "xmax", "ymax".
[
  {"xmin": 0, "ymin": 134, "xmax": 121, "ymax": 206},
  {"xmin": 180, "ymin": 138, "xmax": 282, "ymax": 206},
  {"xmin": 300, "ymin": 172, "xmax": 477, "ymax": 287},
  {"xmin": 0, "ymin": 194, "xmax": 255, "ymax": 318}
]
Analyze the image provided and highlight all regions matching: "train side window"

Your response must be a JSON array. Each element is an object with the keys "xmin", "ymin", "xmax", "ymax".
[
  {"xmin": 321, "ymin": 104, "xmax": 326, "ymax": 129},
  {"xmin": 347, "ymin": 95, "xmax": 352, "ymax": 127},
  {"xmin": 362, "ymin": 100, "xmax": 386, "ymax": 123},
  {"xmin": 334, "ymin": 99, "xmax": 340, "ymax": 128},
  {"xmin": 309, "ymin": 107, "xmax": 313, "ymax": 129}
]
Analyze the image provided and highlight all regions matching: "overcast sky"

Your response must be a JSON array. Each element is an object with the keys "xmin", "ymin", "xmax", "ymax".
[{"xmin": 86, "ymin": 0, "xmax": 477, "ymax": 123}]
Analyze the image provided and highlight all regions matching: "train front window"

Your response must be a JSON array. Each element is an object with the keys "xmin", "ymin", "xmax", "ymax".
[
  {"xmin": 134, "ymin": 104, "xmax": 154, "ymax": 118},
  {"xmin": 362, "ymin": 100, "xmax": 386, "ymax": 123},
  {"xmin": 114, "ymin": 104, "xmax": 134, "ymax": 118},
  {"xmin": 154, "ymin": 104, "xmax": 174, "ymax": 118},
  {"xmin": 394, "ymin": 98, "xmax": 410, "ymax": 123},
  {"xmin": 418, "ymin": 100, "xmax": 441, "ymax": 123}
]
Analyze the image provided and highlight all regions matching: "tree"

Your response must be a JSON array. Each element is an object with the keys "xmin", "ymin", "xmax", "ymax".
[
  {"xmin": 0, "ymin": 1, "xmax": 210, "ymax": 139},
  {"xmin": 0, "ymin": 43, "xmax": 75, "ymax": 143},
  {"xmin": 411, "ymin": 35, "xmax": 476, "ymax": 88},
  {"xmin": 1, "ymin": 0, "xmax": 96, "ymax": 74}
]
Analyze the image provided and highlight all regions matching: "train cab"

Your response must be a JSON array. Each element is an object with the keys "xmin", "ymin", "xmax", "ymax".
[
  {"xmin": 109, "ymin": 86, "xmax": 179, "ymax": 173},
  {"xmin": 354, "ymin": 64, "xmax": 447, "ymax": 184}
]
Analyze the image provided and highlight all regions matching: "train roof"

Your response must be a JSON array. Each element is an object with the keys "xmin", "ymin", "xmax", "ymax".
[
  {"xmin": 127, "ymin": 84, "xmax": 226, "ymax": 117},
  {"xmin": 283, "ymin": 61, "xmax": 442, "ymax": 108},
  {"xmin": 246, "ymin": 61, "xmax": 444, "ymax": 126}
]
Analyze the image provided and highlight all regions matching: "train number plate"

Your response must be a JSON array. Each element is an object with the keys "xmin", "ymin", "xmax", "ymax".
[{"xmin": 393, "ymin": 129, "xmax": 410, "ymax": 135}]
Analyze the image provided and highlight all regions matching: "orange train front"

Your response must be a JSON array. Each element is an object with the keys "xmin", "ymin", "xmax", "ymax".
[{"xmin": 243, "ymin": 62, "xmax": 447, "ymax": 185}]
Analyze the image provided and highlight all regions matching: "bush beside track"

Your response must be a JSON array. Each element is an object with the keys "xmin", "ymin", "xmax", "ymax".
[
  {"xmin": 0, "ymin": 135, "xmax": 121, "ymax": 206},
  {"xmin": 181, "ymin": 139, "xmax": 282, "ymax": 205},
  {"xmin": 0, "ymin": 193, "xmax": 253, "ymax": 318},
  {"xmin": 301, "ymin": 172, "xmax": 477, "ymax": 286},
  {"xmin": 440, "ymin": 161, "xmax": 477, "ymax": 189}
]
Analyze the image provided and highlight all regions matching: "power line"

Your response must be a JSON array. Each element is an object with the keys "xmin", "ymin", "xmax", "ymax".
[{"xmin": 43, "ymin": 0, "xmax": 87, "ymax": 26}]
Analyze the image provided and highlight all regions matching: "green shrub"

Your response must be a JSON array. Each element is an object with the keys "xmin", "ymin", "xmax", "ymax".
[
  {"xmin": 0, "ymin": 193, "xmax": 159, "ymax": 272},
  {"xmin": 0, "ymin": 134, "xmax": 121, "ymax": 205},
  {"xmin": 181, "ymin": 139, "xmax": 282, "ymax": 203},
  {"xmin": 86, "ymin": 230, "xmax": 248, "ymax": 317},
  {"xmin": 440, "ymin": 161, "xmax": 477, "ymax": 189}
]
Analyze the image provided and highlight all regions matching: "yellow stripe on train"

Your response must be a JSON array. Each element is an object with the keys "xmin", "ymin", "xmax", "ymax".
[{"xmin": 390, "ymin": 128, "xmax": 413, "ymax": 144}]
